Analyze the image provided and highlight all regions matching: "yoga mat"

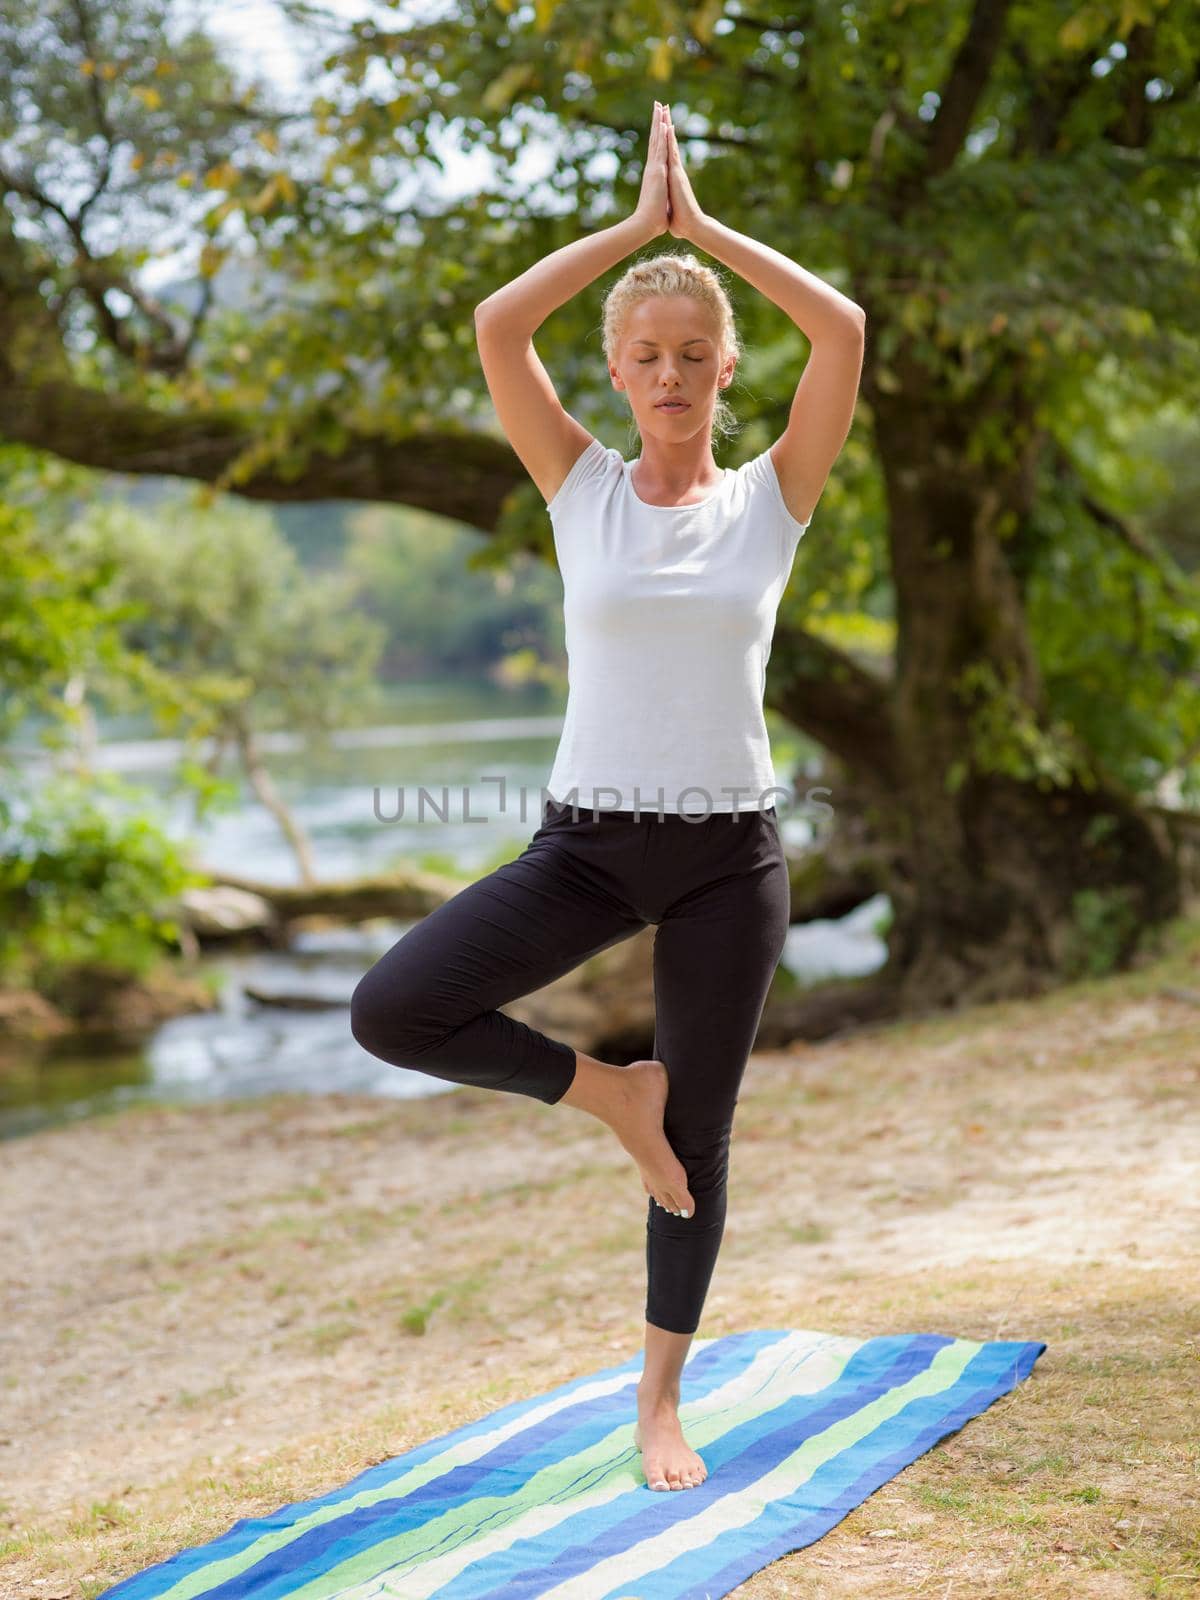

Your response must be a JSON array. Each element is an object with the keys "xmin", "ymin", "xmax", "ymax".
[{"xmin": 98, "ymin": 1326, "xmax": 1046, "ymax": 1600}]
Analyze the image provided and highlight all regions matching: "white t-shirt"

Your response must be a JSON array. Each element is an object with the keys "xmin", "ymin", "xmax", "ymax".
[{"xmin": 544, "ymin": 437, "xmax": 812, "ymax": 814}]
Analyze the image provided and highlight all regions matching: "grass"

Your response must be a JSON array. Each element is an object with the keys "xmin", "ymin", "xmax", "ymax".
[{"xmin": 1, "ymin": 909, "xmax": 1199, "ymax": 1598}]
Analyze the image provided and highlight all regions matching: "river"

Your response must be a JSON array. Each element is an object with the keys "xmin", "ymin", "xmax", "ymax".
[{"xmin": 1, "ymin": 680, "xmax": 888, "ymax": 1141}]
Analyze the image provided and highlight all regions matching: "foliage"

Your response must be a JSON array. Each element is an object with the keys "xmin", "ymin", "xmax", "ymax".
[
  {"xmin": 1061, "ymin": 883, "xmax": 1144, "ymax": 981},
  {"xmin": 4, "ymin": 0, "xmax": 1196, "ymax": 812},
  {"xmin": 0, "ymin": 450, "xmax": 216, "ymax": 994},
  {"xmin": 63, "ymin": 487, "xmax": 392, "ymax": 762},
  {"xmin": 1025, "ymin": 491, "xmax": 1200, "ymax": 805},
  {"xmin": 0, "ymin": 770, "xmax": 203, "ymax": 992},
  {"xmin": 343, "ymin": 501, "xmax": 566, "ymax": 684},
  {"xmin": 2, "ymin": 0, "xmax": 1198, "ymax": 827},
  {"xmin": 0, "ymin": 449, "xmax": 396, "ymax": 989},
  {"xmin": 0, "ymin": 448, "xmax": 191, "ymax": 771}
]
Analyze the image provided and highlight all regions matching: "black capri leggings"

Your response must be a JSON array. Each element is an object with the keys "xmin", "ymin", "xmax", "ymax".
[{"xmin": 349, "ymin": 796, "xmax": 792, "ymax": 1336}]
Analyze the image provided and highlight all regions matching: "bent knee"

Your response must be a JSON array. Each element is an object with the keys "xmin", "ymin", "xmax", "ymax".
[
  {"xmin": 349, "ymin": 973, "xmax": 390, "ymax": 1053},
  {"xmin": 349, "ymin": 975, "xmax": 381, "ymax": 1049},
  {"xmin": 349, "ymin": 969, "xmax": 452, "ymax": 1060},
  {"xmin": 350, "ymin": 971, "xmax": 417, "ymax": 1054}
]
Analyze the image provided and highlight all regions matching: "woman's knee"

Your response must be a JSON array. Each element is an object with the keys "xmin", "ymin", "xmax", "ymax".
[
  {"xmin": 349, "ymin": 964, "xmax": 443, "ymax": 1059},
  {"xmin": 349, "ymin": 969, "xmax": 393, "ymax": 1054}
]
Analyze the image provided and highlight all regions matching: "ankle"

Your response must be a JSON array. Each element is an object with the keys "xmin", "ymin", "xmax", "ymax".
[
  {"xmin": 637, "ymin": 1381, "xmax": 681, "ymax": 1412},
  {"xmin": 558, "ymin": 1050, "xmax": 623, "ymax": 1123}
]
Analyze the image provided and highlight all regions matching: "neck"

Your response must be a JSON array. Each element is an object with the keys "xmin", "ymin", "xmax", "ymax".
[{"xmin": 635, "ymin": 440, "xmax": 721, "ymax": 490}]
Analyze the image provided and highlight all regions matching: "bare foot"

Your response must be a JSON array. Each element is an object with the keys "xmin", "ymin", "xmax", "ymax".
[
  {"xmin": 634, "ymin": 1403, "xmax": 707, "ymax": 1490},
  {"xmin": 612, "ymin": 1060, "xmax": 695, "ymax": 1219}
]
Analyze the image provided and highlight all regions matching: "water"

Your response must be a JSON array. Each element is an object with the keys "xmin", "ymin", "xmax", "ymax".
[{"xmin": 1, "ymin": 683, "xmax": 889, "ymax": 1141}]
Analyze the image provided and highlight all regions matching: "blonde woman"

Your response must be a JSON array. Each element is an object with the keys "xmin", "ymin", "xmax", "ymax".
[{"xmin": 351, "ymin": 101, "xmax": 865, "ymax": 1493}]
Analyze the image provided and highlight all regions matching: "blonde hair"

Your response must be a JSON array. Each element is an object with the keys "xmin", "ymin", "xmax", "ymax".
[{"xmin": 600, "ymin": 252, "xmax": 741, "ymax": 449}]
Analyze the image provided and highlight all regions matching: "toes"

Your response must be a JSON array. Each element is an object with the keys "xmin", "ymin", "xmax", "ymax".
[{"xmin": 645, "ymin": 1458, "xmax": 705, "ymax": 1490}]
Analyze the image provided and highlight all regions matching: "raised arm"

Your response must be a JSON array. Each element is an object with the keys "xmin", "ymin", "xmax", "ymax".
[
  {"xmin": 662, "ymin": 108, "xmax": 866, "ymax": 528},
  {"xmin": 473, "ymin": 103, "xmax": 673, "ymax": 507}
]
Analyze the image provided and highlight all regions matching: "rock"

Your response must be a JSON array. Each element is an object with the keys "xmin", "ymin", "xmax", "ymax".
[
  {"xmin": 36, "ymin": 963, "xmax": 218, "ymax": 1035},
  {"xmin": 242, "ymin": 987, "xmax": 346, "ymax": 1010},
  {"xmin": 168, "ymin": 885, "xmax": 280, "ymax": 939},
  {"xmin": 0, "ymin": 964, "xmax": 217, "ymax": 1061},
  {"xmin": 0, "ymin": 989, "xmax": 72, "ymax": 1057}
]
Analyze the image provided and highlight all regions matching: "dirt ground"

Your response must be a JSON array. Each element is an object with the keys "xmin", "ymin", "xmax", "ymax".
[{"xmin": 2, "ymin": 916, "xmax": 1199, "ymax": 1599}]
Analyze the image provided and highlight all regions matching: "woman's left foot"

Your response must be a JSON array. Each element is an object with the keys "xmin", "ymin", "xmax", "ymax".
[{"xmin": 634, "ymin": 1406, "xmax": 707, "ymax": 1490}]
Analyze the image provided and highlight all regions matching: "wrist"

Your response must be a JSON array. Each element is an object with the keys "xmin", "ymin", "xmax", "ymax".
[
  {"xmin": 628, "ymin": 209, "xmax": 666, "ymax": 248},
  {"xmin": 685, "ymin": 213, "xmax": 717, "ymax": 251}
]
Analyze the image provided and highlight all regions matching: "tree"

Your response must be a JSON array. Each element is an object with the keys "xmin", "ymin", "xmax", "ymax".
[
  {"xmin": 0, "ymin": 450, "xmax": 206, "ymax": 999},
  {"xmin": 67, "ymin": 491, "xmax": 389, "ymax": 886},
  {"xmin": 2, "ymin": 0, "xmax": 1198, "ymax": 1023}
]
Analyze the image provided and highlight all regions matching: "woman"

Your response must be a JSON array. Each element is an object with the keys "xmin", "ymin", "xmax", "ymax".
[{"xmin": 350, "ymin": 101, "xmax": 866, "ymax": 1493}]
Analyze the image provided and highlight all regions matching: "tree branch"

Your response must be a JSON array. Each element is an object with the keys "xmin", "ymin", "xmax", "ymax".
[
  {"xmin": 1047, "ymin": 438, "xmax": 1192, "ymax": 603},
  {"xmin": 923, "ymin": 0, "xmax": 1014, "ymax": 177},
  {"xmin": 0, "ymin": 342, "xmax": 900, "ymax": 786},
  {"xmin": 769, "ymin": 631, "xmax": 898, "ymax": 788},
  {"xmin": 1, "ymin": 160, "xmax": 191, "ymax": 373},
  {"xmin": 0, "ymin": 367, "xmax": 532, "ymax": 517},
  {"xmin": 68, "ymin": 0, "xmax": 118, "ymax": 222}
]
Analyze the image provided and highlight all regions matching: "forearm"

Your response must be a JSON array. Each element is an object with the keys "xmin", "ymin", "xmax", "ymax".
[
  {"xmin": 689, "ymin": 216, "xmax": 864, "ymax": 343},
  {"xmin": 474, "ymin": 214, "xmax": 659, "ymax": 338}
]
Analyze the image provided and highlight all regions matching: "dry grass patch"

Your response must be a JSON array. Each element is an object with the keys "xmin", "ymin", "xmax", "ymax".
[{"xmin": 1, "ymin": 912, "xmax": 1197, "ymax": 1597}]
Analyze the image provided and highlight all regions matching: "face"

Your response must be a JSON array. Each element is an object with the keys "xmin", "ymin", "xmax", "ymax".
[{"xmin": 609, "ymin": 295, "xmax": 735, "ymax": 442}]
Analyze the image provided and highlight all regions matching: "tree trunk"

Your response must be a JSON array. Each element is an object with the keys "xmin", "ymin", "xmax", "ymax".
[
  {"xmin": 233, "ymin": 723, "xmax": 320, "ymax": 888},
  {"xmin": 808, "ymin": 330, "xmax": 1187, "ymax": 1011}
]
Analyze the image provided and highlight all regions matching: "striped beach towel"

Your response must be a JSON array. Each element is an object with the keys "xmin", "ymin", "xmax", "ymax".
[{"xmin": 99, "ymin": 1326, "xmax": 1046, "ymax": 1600}]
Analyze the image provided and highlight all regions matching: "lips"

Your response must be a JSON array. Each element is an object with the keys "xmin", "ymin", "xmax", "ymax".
[{"xmin": 655, "ymin": 400, "xmax": 690, "ymax": 410}]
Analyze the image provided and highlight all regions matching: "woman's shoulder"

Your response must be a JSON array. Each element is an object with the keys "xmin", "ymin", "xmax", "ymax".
[
  {"xmin": 546, "ymin": 436, "xmax": 624, "ymax": 518},
  {"xmin": 736, "ymin": 444, "xmax": 812, "ymax": 536}
]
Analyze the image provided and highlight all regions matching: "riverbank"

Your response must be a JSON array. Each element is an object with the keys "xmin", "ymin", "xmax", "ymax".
[{"xmin": 3, "ymin": 913, "xmax": 1199, "ymax": 1598}]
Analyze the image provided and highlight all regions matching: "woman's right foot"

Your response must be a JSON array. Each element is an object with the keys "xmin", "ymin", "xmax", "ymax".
[
  {"xmin": 559, "ymin": 1052, "xmax": 694, "ymax": 1216},
  {"xmin": 611, "ymin": 1059, "xmax": 695, "ymax": 1218}
]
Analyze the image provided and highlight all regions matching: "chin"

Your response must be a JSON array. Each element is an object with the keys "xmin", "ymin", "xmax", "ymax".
[{"xmin": 647, "ymin": 410, "xmax": 701, "ymax": 431}]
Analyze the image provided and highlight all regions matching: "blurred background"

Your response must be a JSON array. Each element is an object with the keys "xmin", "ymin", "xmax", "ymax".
[{"xmin": 2, "ymin": 0, "xmax": 1197, "ymax": 1141}]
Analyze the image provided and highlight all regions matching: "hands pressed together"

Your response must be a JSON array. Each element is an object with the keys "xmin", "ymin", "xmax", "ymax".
[{"xmin": 635, "ymin": 100, "xmax": 706, "ymax": 241}]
